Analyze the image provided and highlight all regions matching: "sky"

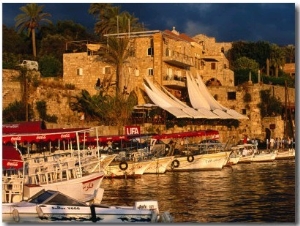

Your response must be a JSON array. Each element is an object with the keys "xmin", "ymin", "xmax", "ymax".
[{"xmin": 1, "ymin": 2, "xmax": 297, "ymax": 46}]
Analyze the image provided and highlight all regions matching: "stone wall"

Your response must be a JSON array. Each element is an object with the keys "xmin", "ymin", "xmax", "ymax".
[{"xmin": 3, "ymin": 69, "xmax": 294, "ymax": 142}]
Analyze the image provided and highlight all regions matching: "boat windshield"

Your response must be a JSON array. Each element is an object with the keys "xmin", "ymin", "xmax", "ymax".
[{"xmin": 28, "ymin": 190, "xmax": 87, "ymax": 206}]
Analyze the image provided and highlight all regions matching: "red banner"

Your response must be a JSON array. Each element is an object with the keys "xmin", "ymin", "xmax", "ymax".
[
  {"xmin": 125, "ymin": 126, "xmax": 140, "ymax": 136},
  {"xmin": 2, "ymin": 145, "xmax": 23, "ymax": 169}
]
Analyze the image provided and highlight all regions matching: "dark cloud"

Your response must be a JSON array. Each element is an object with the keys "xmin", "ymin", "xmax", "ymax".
[{"xmin": 2, "ymin": 3, "xmax": 295, "ymax": 45}]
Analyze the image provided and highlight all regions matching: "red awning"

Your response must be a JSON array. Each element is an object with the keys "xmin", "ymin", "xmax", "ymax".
[
  {"xmin": 3, "ymin": 145, "xmax": 23, "ymax": 169},
  {"xmin": 3, "ymin": 121, "xmax": 46, "ymax": 134},
  {"xmin": 2, "ymin": 130, "xmax": 88, "ymax": 144}
]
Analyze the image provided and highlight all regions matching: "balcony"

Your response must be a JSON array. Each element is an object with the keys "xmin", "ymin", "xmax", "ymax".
[
  {"xmin": 163, "ymin": 51, "xmax": 193, "ymax": 68},
  {"xmin": 162, "ymin": 75, "xmax": 186, "ymax": 89}
]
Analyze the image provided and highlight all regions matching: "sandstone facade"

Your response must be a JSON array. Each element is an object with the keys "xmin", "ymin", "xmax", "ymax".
[{"xmin": 2, "ymin": 29, "xmax": 295, "ymax": 143}]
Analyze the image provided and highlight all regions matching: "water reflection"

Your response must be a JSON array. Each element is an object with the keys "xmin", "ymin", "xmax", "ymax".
[{"xmin": 101, "ymin": 160, "xmax": 295, "ymax": 223}]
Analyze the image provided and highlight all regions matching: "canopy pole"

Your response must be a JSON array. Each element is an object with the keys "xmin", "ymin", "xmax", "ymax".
[
  {"xmin": 76, "ymin": 132, "xmax": 82, "ymax": 177},
  {"xmin": 95, "ymin": 127, "xmax": 101, "ymax": 172}
]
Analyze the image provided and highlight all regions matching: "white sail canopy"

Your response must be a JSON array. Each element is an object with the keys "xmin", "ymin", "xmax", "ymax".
[
  {"xmin": 144, "ymin": 78, "xmax": 218, "ymax": 119},
  {"xmin": 143, "ymin": 75, "xmax": 248, "ymax": 120},
  {"xmin": 195, "ymin": 74, "xmax": 248, "ymax": 119},
  {"xmin": 143, "ymin": 84, "xmax": 192, "ymax": 118},
  {"xmin": 187, "ymin": 74, "xmax": 234, "ymax": 119}
]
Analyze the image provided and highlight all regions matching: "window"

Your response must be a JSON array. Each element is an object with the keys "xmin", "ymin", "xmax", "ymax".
[
  {"xmin": 103, "ymin": 67, "xmax": 111, "ymax": 74},
  {"xmin": 148, "ymin": 47, "xmax": 154, "ymax": 56},
  {"xmin": 227, "ymin": 92, "xmax": 236, "ymax": 100},
  {"xmin": 135, "ymin": 69, "xmax": 139, "ymax": 77},
  {"xmin": 242, "ymin": 109, "xmax": 247, "ymax": 115},
  {"xmin": 148, "ymin": 68, "xmax": 153, "ymax": 76},
  {"xmin": 77, "ymin": 68, "xmax": 83, "ymax": 76},
  {"xmin": 166, "ymin": 48, "xmax": 171, "ymax": 56},
  {"xmin": 211, "ymin": 62, "xmax": 216, "ymax": 70}
]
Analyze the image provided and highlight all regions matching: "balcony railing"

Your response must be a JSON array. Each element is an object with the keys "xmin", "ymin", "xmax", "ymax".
[{"xmin": 163, "ymin": 51, "xmax": 193, "ymax": 68}]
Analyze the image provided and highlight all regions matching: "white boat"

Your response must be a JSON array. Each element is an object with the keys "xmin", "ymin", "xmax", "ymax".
[
  {"xmin": 104, "ymin": 160, "xmax": 152, "ymax": 178},
  {"xmin": 168, "ymin": 151, "xmax": 232, "ymax": 171},
  {"xmin": 226, "ymin": 155, "xmax": 240, "ymax": 166},
  {"xmin": 251, "ymin": 150, "xmax": 277, "ymax": 162},
  {"xmin": 3, "ymin": 145, "xmax": 105, "ymax": 204},
  {"xmin": 144, "ymin": 156, "xmax": 174, "ymax": 174},
  {"xmin": 275, "ymin": 149, "xmax": 295, "ymax": 160},
  {"xmin": 82, "ymin": 153, "xmax": 118, "ymax": 173},
  {"xmin": 231, "ymin": 144, "xmax": 256, "ymax": 164},
  {"xmin": 2, "ymin": 189, "xmax": 173, "ymax": 223}
]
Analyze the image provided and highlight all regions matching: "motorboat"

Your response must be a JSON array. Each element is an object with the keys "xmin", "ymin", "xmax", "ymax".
[{"xmin": 2, "ymin": 189, "xmax": 173, "ymax": 223}]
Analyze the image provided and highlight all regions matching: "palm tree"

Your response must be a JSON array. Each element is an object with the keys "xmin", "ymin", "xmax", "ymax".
[
  {"xmin": 15, "ymin": 3, "xmax": 52, "ymax": 58},
  {"xmin": 284, "ymin": 45, "xmax": 295, "ymax": 63},
  {"xmin": 70, "ymin": 89, "xmax": 137, "ymax": 134},
  {"xmin": 269, "ymin": 44, "xmax": 286, "ymax": 77},
  {"xmin": 89, "ymin": 4, "xmax": 144, "ymax": 39},
  {"xmin": 99, "ymin": 37, "xmax": 131, "ymax": 93},
  {"xmin": 89, "ymin": 3, "xmax": 120, "ymax": 39}
]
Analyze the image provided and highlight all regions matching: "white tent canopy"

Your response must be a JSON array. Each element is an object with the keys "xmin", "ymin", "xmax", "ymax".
[
  {"xmin": 143, "ymin": 76, "xmax": 248, "ymax": 120},
  {"xmin": 195, "ymin": 73, "xmax": 248, "ymax": 119}
]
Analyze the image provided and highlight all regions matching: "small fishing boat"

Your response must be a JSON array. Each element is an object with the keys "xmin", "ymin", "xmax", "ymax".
[
  {"xmin": 275, "ymin": 149, "xmax": 295, "ymax": 160},
  {"xmin": 251, "ymin": 150, "xmax": 277, "ymax": 162},
  {"xmin": 2, "ymin": 189, "xmax": 173, "ymax": 223}
]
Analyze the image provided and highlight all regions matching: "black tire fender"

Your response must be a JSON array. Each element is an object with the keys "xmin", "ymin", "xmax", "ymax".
[
  {"xmin": 171, "ymin": 159, "xmax": 180, "ymax": 168},
  {"xmin": 187, "ymin": 155, "xmax": 194, "ymax": 162},
  {"xmin": 119, "ymin": 161, "xmax": 128, "ymax": 171}
]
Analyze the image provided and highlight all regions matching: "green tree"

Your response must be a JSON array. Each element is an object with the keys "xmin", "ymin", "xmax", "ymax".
[
  {"xmin": 269, "ymin": 44, "xmax": 286, "ymax": 77},
  {"xmin": 39, "ymin": 55, "xmax": 62, "ymax": 77},
  {"xmin": 39, "ymin": 34, "xmax": 67, "ymax": 63},
  {"xmin": 3, "ymin": 101, "xmax": 33, "ymax": 123},
  {"xmin": 257, "ymin": 89, "xmax": 282, "ymax": 117},
  {"xmin": 70, "ymin": 89, "xmax": 137, "ymax": 134},
  {"xmin": 284, "ymin": 44, "xmax": 295, "ymax": 63},
  {"xmin": 89, "ymin": 3, "xmax": 145, "ymax": 39},
  {"xmin": 99, "ymin": 37, "xmax": 131, "ymax": 93},
  {"xmin": 15, "ymin": 3, "xmax": 52, "ymax": 58},
  {"xmin": 232, "ymin": 56, "xmax": 259, "ymax": 72},
  {"xmin": 227, "ymin": 41, "xmax": 271, "ymax": 72}
]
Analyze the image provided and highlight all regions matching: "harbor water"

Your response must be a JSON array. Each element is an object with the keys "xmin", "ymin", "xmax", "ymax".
[{"xmin": 100, "ymin": 160, "xmax": 295, "ymax": 223}]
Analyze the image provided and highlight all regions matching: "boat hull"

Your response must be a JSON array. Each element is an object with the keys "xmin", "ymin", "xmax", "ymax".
[
  {"xmin": 251, "ymin": 152, "xmax": 277, "ymax": 162},
  {"xmin": 2, "ymin": 202, "xmax": 159, "ymax": 223},
  {"xmin": 144, "ymin": 156, "xmax": 174, "ymax": 174},
  {"xmin": 275, "ymin": 149, "xmax": 295, "ymax": 160},
  {"xmin": 104, "ymin": 161, "xmax": 151, "ymax": 179},
  {"xmin": 23, "ymin": 172, "xmax": 104, "ymax": 202},
  {"xmin": 168, "ymin": 151, "xmax": 232, "ymax": 171}
]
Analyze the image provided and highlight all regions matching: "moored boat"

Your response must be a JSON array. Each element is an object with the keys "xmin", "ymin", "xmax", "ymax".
[
  {"xmin": 2, "ymin": 144, "xmax": 105, "ymax": 204},
  {"xmin": 144, "ymin": 156, "xmax": 174, "ymax": 174},
  {"xmin": 104, "ymin": 159, "xmax": 152, "ymax": 179},
  {"xmin": 231, "ymin": 144, "xmax": 256, "ymax": 164},
  {"xmin": 275, "ymin": 149, "xmax": 295, "ymax": 160},
  {"xmin": 2, "ymin": 189, "xmax": 174, "ymax": 223},
  {"xmin": 251, "ymin": 150, "xmax": 277, "ymax": 162},
  {"xmin": 168, "ymin": 151, "xmax": 232, "ymax": 171}
]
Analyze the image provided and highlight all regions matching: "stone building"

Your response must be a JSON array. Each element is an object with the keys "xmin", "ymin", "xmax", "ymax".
[{"xmin": 2, "ymin": 28, "xmax": 295, "ymax": 143}]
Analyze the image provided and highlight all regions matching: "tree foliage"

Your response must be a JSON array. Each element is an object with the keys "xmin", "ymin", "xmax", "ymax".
[
  {"xmin": 257, "ymin": 90, "xmax": 283, "ymax": 117},
  {"xmin": 89, "ymin": 3, "xmax": 145, "ymax": 40},
  {"xmin": 2, "ymin": 101, "xmax": 32, "ymax": 123},
  {"xmin": 227, "ymin": 41, "xmax": 271, "ymax": 70},
  {"xmin": 70, "ymin": 89, "xmax": 138, "ymax": 132},
  {"xmin": 39, "ymin": 55, "xmax": 62, "ymax": 77},
  {"xmin": 232, "ymin": 56, "xmax": 259, "ymax": 72},
  {"xmin": 15, "ymin": 3, "xmax": 52, "ymax": 58}
]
